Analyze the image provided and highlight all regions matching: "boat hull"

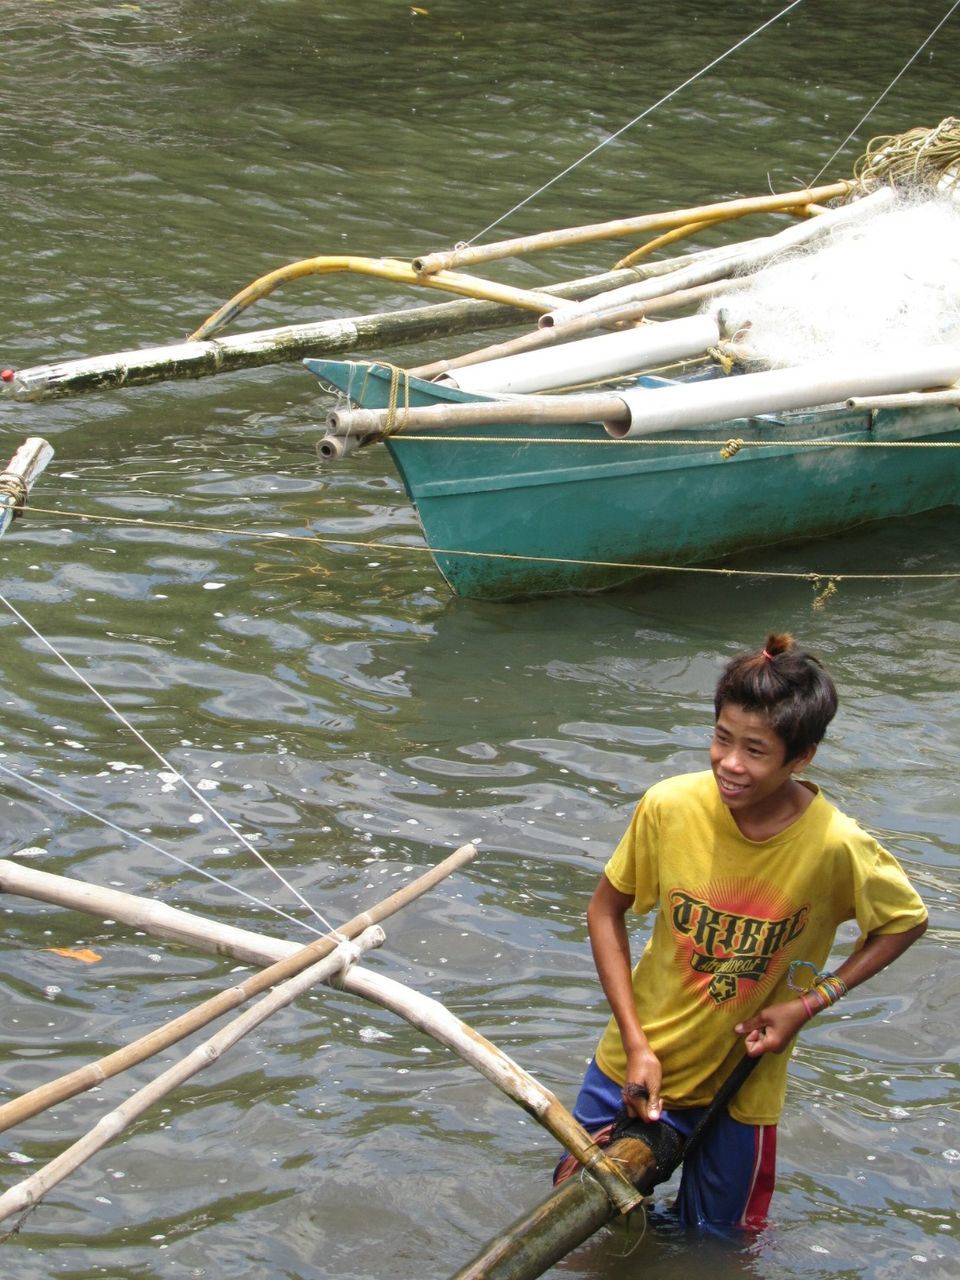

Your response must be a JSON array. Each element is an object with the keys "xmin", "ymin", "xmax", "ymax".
[{"xmin": 307, "ymin": 359, "xmax": 960, "ymax": 599}]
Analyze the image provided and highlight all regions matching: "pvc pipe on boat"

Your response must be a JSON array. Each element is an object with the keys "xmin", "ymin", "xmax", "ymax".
[
  {"xmin": 437, "ymin": 314, "xmax": 720, "ymax": 394},
  {"xmin": 607, "ymin": 348, "xmax": 960, "ymax": 437}
]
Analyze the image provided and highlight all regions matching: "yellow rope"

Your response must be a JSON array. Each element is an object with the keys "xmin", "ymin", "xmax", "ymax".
[
  {"xmin": 853, "ymin": 118, "xmax": 960, "ymax": 193},
  {"xmin": 19, "ymin": 505, "xmax": 960, "ymax": 585},
  {"xmin": 386, "ymin": 434, "xmax": 960, "ymax": 449},
  {"xmin": 357, "ymin": 362, "xmax": 412, "ymax": 435}
]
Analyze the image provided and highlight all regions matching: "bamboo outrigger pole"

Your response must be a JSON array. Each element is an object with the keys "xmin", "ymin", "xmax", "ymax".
[
  {"xmin": 0, "ymin": 265, "xmax": 642, "ymax": 402},
  {"xmin": 449, "ymin": 1055, "xmax": 759, "ymax": 1280}
]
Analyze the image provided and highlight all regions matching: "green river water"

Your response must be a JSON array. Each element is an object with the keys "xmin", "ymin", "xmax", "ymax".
[{"xmin": 0, "ymin": 2, "xmax": 957, "ymax": 1277}]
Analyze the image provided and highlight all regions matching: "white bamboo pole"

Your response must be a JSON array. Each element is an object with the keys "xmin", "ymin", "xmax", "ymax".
[
  {"xmin": 335, "ymin": 967, "xmax": 642, "ymax": 1214},
  {"xmin": 0, "ymin": 857, "xmax": 304, "ymax": 966},
  {"xmin": 0, "ymin": 438, "xmax": 54, "ymax": 539},
  {"xmin": 325, "ymin": 346, "xmax": 960, "ymax": 442},
  {"xmin": 325, "ymin": 392, "xmax": 631, "ymax": 438},
  {"xmin": 0, "ymin": 927, "xmax": 385, "ymax": 1224},
  {"xmin": 846, "ymin": 388, "xmax": 960, "ymax": 409},
  {"xmin": 0, "ymin": 845, "xmax": 476, "ymax": 1131}
]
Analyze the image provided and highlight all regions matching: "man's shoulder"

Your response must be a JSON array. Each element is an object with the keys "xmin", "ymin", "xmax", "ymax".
[{"xmin": 636, "ymin": 770, "xmax": 715, "ymax": 817}]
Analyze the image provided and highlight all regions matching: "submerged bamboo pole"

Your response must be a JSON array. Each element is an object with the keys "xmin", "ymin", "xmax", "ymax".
[
  {"xmin": 450, "ymin": 1055, "xmax": 757, "ymax": 1280},
  {"xmin": 0, "ymin": 926, "xmax": 386, "ymax": 1225},
  {"xmin": 0, "ymin": 438, "xmax": 54, "ymax": 539},
  {"xmin": 0, "ymin": 844, "xmax": 476, "ymax": 1133},
  {"xmin": 411, "ymin": 182, "xmax": 854, "ymax": 276},
  {"xmin": 450, "ymin": 1131, "xmax": 672, "ymax": 1280}
]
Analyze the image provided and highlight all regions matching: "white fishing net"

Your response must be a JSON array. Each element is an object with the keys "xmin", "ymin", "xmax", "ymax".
[{"xmin": 710, "ymin": 193, "xmax": 960, "ymax": 369}]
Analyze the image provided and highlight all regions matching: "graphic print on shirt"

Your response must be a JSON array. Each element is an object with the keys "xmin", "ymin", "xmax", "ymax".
[{"xmin": 668, "ymin": 876, "xmax": 809, "ymax": 1006}]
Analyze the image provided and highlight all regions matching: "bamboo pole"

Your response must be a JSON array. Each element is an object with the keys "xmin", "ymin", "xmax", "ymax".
[
  {"xmin": 846, "ymin": 387, "xmax": 960, "ymax": 409},
  {"xmin": 0, "ymin": 844, "xmax": 476, "ymax": 1133},
  {"xmin": 188, "ymin": 256, "xmax": 564, "ymax": 343},
  {"xmin": 611, "ymin": 199, "xmax": 821, "ymax": 270},
  {"xmin": 340, "ymin": 966, "xmax": 643, "ymax": 1216},
  {"xmin": 0, "ymin": 857, "xmax": 314, "ymax": 966},
  {"xmin": 0, "ymin": 926, "xmax": 386, "ymax": 1225},
  {"xmin": 0, "ymin": 438, "xmax": 54, "ymax": 539},
  {"xmin": 409, "ymin": 278, "xmax": 735, "ymax": 382},
  {"xmin": 450, "ymin": 1131, "xmax": 670, "ymax": 1280},
  {"xmin": 0, "ymin": 266, "xmax": 647, "ymax": 403},
  {"xmin": 411, "ymin": 182, "xmax": 854, "ymax": 276},
  {"xmin": 450, "ymin": 1055, "xmax": 758, "ymax": 1280},
  {"xmin": 325, "ymin": 392, "xmax": 631, "ymax": 438}
]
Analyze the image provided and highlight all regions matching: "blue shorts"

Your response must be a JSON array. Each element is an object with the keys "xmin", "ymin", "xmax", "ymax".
[{"xmin": 563, "ymin": 1059, "xmax": 776, "ymax": 1232}]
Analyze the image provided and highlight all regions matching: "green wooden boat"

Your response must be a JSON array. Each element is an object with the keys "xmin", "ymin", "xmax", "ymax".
[{"xmin": 305, "ymin": 355, "xmax": 960, "ymax": 600}]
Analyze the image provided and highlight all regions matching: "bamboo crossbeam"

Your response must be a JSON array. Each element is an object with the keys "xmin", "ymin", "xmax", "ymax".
[
  {"xmin": 0, "ymin": 844, "xmax": 476, "ymax": 1132},
  {"xmin": 0, "ymin": 926, "xmax": 386, "ymax": 1225},
  {"xmin": 409, "ymin": 278, "xmax": 735, "ymax": 382},
  {"xmin": 411, "ymin": 182, "xmax": 854, "ymax": 276},
  {"xmin": 0, "ymin": 438, "xmax": 54, "ymax": 539}
]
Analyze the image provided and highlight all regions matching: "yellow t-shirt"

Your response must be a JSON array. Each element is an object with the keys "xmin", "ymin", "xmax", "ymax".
[{"xmin": 595, "ymin": 770, "xmax": 927, "ymax": 1125}]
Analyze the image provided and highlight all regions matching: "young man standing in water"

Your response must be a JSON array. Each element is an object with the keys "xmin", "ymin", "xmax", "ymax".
[{"xmin": 558, "ymin": 632, "xmax": 927, "ymax": 1229}]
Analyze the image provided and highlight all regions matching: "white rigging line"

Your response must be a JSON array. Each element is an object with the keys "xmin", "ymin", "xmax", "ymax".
[
  {"xmin": 810, "ymin": 0, "xmax": 960, "ymax": 185},
  {"xmin": 465, "ymin": 0, "xmax": 806, "ymax": 246},
  {"xmin": 0, "ymin": 760, "xmax": 325, "ymax": 937},
  {"xmin": 0, "ymin": 590, "xmax": 336, "ymax": 933}
]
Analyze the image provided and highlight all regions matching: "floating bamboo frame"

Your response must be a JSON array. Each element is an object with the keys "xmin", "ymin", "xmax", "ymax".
[
  {"xmin": 0, "ymin": 845, "xmax": 641, "ymax": 1221},
  {"xmin": 0, "ymin": 926, "xmax": 387, "ymax": 1225}
]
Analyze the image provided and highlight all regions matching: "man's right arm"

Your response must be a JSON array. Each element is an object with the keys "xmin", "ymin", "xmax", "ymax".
[{"xmin": 587, "ymin": 873, "xmax": 662, "ymax": 1120}]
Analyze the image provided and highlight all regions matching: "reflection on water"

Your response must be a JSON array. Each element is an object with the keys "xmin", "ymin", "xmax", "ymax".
[{"xmin": 1, "ymin": 2, "xmax": 958, "ymax": 1277}]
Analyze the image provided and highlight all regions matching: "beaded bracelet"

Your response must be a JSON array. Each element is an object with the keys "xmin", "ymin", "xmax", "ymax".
[{"xmin": 787, "ymin": 959, "xmax": 848, "ymax": 1019}]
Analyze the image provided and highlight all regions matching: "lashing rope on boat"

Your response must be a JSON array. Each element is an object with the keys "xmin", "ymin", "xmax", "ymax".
[{"xmin": 0, "ymin": 470, "xmax": 28, "ymax": 516}]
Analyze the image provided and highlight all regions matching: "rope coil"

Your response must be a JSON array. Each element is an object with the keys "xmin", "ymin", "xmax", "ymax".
[{"xmin": 0, "ymin": 471, "xmax": 29, "ymax": 517}]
